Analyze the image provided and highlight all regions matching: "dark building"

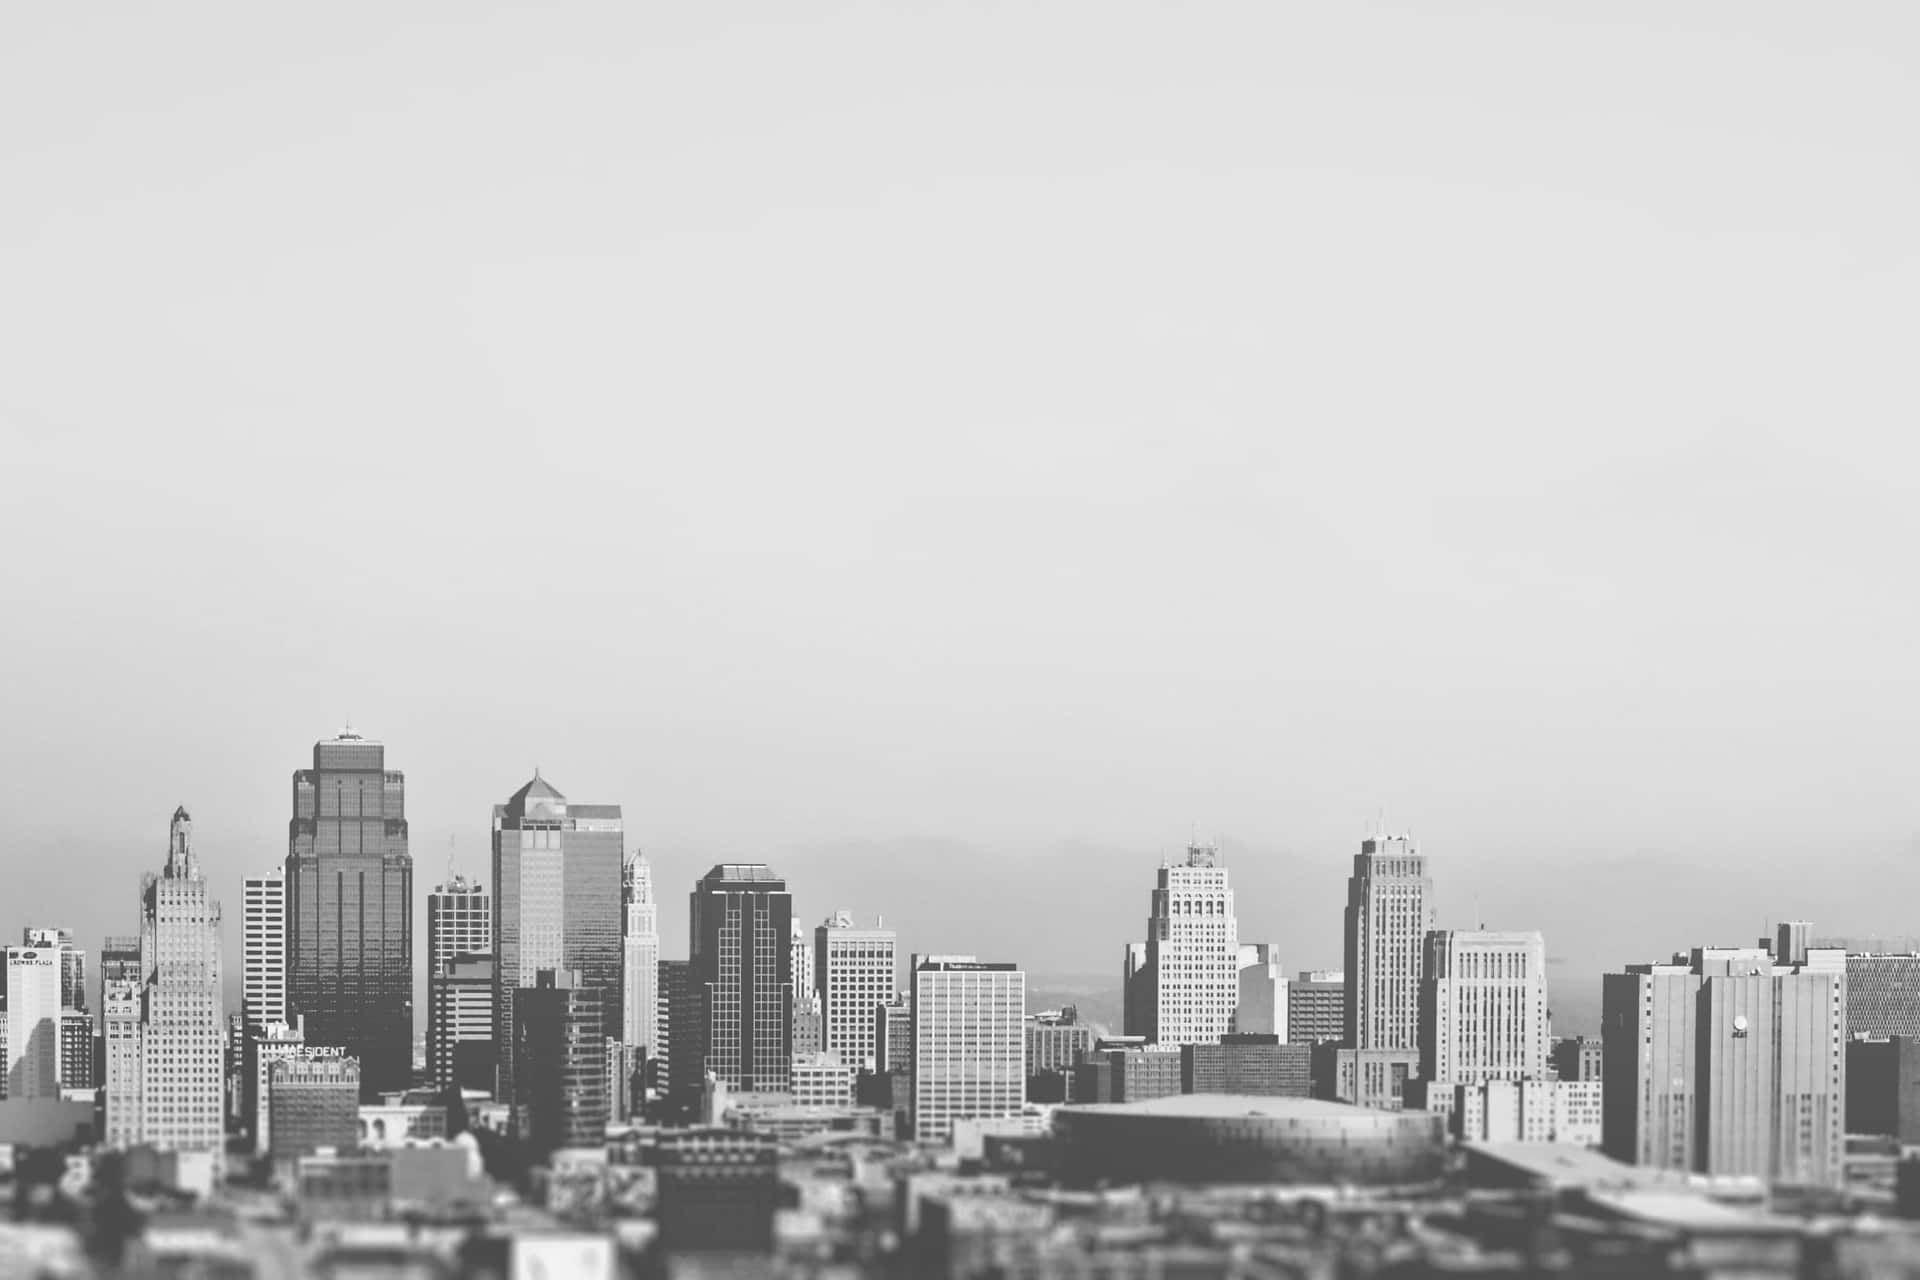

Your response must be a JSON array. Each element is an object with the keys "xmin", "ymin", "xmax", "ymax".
[
  {"xmin": 1551, "ymin": 1035, "xmax": 1604, "ymax": 1082},
  {"xmin": 1182, "ymin": 1034, "xmax": 1310, "ymax": 1097},
  {"xmin": 285, "ymin": 731, "xmax": 412, "ymax": 1097},
  {"xmin": 650, "ymin": 1128, "xmax": 779, "ymax": 1254},
  {"xmin": 1848, "ymin": 955, "xmax": 1920, "ymax": 1039},
  {"xmin": 60, "ymin": 1013, "xmax": 95, "ymax": 1091},
  {"xmin": 1286, "ymin": 972, "xmax": 1347, "ymax": 1045},
  {"xmin": 268, "ymin": 1056, "xmax": 361, "ymax": 1164},
  {"xmin": 688, "ymin": 865, "xmax": 792, "ymax": 1094},
  {"xmin": 1072, "ymin": 1048, "xmax": 1183, "ymax": 1105},
  {"xmin": 491, "ymin": 774, "xmax": 623, "ymax": 1119},
  {"xmin": 1849, "ymin": 1037, "xmax": 1920, "ymax": 1142},
  {"xmin": 658, "ymin": 958, "xmax": 695, "ymax": 1113},
  {"xmin": 428, "ymin": 953, "xmax": 494, "ymax": 1093},
  {"xmin": 876, "ymin": 998, "xmax": 911, "ymax": 1075},
  {"xmin": 515, "ymin": 969, "xmax": 607, "ymax": 1158}
]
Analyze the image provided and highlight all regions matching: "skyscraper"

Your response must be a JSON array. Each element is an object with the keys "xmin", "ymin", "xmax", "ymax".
[
  {"xmin": 242, "ymin": 870, "xmax": 287, "ymax": 1037},
  {"xmin": 1602, "ymin": 945, "xmax": 1846, "ymax": 1186},
  {"xmin": 1419, "ymin": 930, "xmax": 1548, "ymax": 1086},
  {"xmin": 659, "ymin": 958, "xmax": 693, "ymax": 1109},
  {"xmin": 3, "ymin": 944, "xmax": 62, "ymax": 1099},
  {"xmin": 491, "ymin": 773, "xmax": 623, "ymax": 1124},
  {"xmin": 1343, "ymin": 834, "xmax": 1432, "ymax": 1051},
  {"xmin": 428, "ymin": 954, "xmax": 495, "ymax": 1093},
  {"xmin": 285, "ymin": 730, "xmax": 413, "ymax": 1096},
  {"xmin": 622, "ymin": 854, "xmax": 659, "ymax": 1057},
  {"xmin": 20, "ymin": 928, "xmax": 85, "ymax": 1017},
  {"xmin": 689, "ymin": 865, "xmax": 792, "ymax": 1094},
  {"xmin": 427, "ymin": 875, "xmax": 491, "ymax": 978},
  {"xmin": 910, "ymin": 954, "xmax": 1026, "ymax": 1143},
  {"xmin": 515, "ymin": 969, "xmax": 608, "ymax": 1159},
  {"xmin": 816, "ymin": 911, "xmax": 897, "ymax": 1070},
  {"xmin": 13, "ymin": 928, "xmax": 89, "ymax": 1093},
  {"xmin": 106, "ymin": 808, "xmax": 225, "ymax": 1176},
  {"xmin": 1136, "ymin": 844, "xmax": 1239, "ymax": 1046}
]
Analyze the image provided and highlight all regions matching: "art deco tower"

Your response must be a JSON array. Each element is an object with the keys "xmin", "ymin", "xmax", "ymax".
[
  {"xmin": 1136, "ymin": 844, "xmax": 1239, "ymax": 1046},
  {"xmin": 284, "ymin": 730, "xmax": 413, "ymax": 1097},
  {"xmin": 104, "ymin": 808, "xmax": 225, "ymax": 1176},
  {"xmin": 1343, "ymin": 834, "xmax": 1433, "ymax": 1052}
]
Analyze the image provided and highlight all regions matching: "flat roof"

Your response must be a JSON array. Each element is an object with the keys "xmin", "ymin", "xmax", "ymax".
[
  {"xmin": 1062, "ymin": 1094, "xmax": 1389, "ymax": 1121},
  {"xmin": 1584, "ymin": 1189, "xmax": 1799, "ymax": 1235},
  {"xmin": 1461, "ymin": 1142, "xmax": 1675, "ymax": 1190}
]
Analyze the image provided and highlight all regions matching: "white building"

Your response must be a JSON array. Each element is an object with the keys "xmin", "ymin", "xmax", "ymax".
[
  {"xmin": 109, "ymin": 807, "xmax": 225, "ymax": 1179},
  {"xmin": 3, "ymin": 943, "xmax": 64, "ymax": 1098},
  {"xmin": 622, "ymin": 855, "xmax": 659, "ymax": 1055},
  {"xmin": 426, "ymin": 875, "xmax": 491, "ymax": 979},
  {"xmin": 241, "ymin": 869, "xmax": 286, "ymax": 1035},
  {"xmin": 1138, "ymin": 845, "xmax": 1239, "ymax": 1046},
  {"xmin": 1451, "ymin": 1079, "xmax": 1602, "ymax": 1147},
  {"xmin": 1420, "ymin": 930, "xmax": 1549, "ymax": 1085},
  {"xmin": 1235, "ymin": 943, "xmax": 1287, "ymax": 1041},
  {"xmin": 1344, "ymin": 834, "xmax": 1432, "ymax": 1052},
  {"xmin": 790, "ymin": 1051, "xmax": 857, "ymax": 1108},
  {"xmin": 911, "ymin": 955, "xmax": 1026, "ymax": 1144},
  {"xmin": 816, "ymin": 912, "xmax": 898, "ymax": 1071}
]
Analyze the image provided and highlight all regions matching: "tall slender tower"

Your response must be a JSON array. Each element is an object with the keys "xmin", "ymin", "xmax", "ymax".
[
  {"xmin": 491, "ymin": 773, "xmax": 623, "ymax": 1128},
  {"xmin": 1139, "ymin": 845, "xmax": 1239, "ymax": 1046},
  {"xmin": 241, "ymin": 869, "xmax": 287, "ymax": 1037},
  {"xmin": 285, "ymin": 730, "xmax": 413, "ymax": 1097},
  {"xmin": 688, "ymin": 865, "xmax": 792, "ymax": 1094},
  {"xmin": 622, "ymin": 854, "xmax": 660, "ymax": 1056},
  {"xmin": 1343, "ymin": 834, "xmax": 1432, "ymax": 1051},
  {"xmin": 108, "ymin": 808, "xmax": 225, "ymax": 1177}
]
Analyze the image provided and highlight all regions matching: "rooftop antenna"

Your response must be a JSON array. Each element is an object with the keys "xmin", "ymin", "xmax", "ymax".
[{"xmin": 447, "ymin": 833, "xmax": 456, "ymax": 887}]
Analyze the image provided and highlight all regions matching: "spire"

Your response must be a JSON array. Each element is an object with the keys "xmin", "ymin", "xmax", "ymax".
[{"xmin": 166, "ymin": 806, "xmax": 199, "ymax": 879}]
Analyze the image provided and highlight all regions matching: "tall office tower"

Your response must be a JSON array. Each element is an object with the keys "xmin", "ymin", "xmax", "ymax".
[
  {"xmin": 427, "ymin": 875, "xmax": 491, "ymax": 978},
  {"xmin": 115, "ymin": 808, "xmax": 225, "ymax": 1176},
  {"xmin": 622, "ymin": 854, "xmax": 659, "ymax": 1057},
  {"xmin": 816, "ymin": 912, "xmax": 898, "ymax": 1071},
  {"xmin": 689, "ymin": 865, "xmax": 793, "ymax": 1094},
  {"xmin": 658, "ymin": 959, "xmax": 692, "ymax": 1107},
  {"xmin": 1122, "ymin": 942, "xmax": 1152, "ymax": 1038},
  {"xmin": 285, "ymin": 730, "xmax": 413, "ymax": 1097},
  {"xmin": 515, "ymin": 969, "xmax": 608, "ymax": 1159},
  {"xmin": 4, "ymin": 944, "xmax": 63, "ymax": 1098},
  {"xmin": 21, "ymin": 928, "xmax": 85, "ymax": 1017},
  {"xmin": 1288, "ymin": 971, "xmax": 1347, "ymax": 1045},
  {"xmin": 1139, "ymin": 845, "xmax": 1239, "ymax": 1046},
  {"xmin": 1419, "ymin": 930, "xmax": 1548, "ymax": 1087},
  {"xmin": 1344, "ymin": 834, "xmax": 1433, "ymax": 1052},
  {"xmin": 1602, "ymin": 945, "xmax": 1846, "ymax": 1186},
  {"xmin": 241, "ymin": 870, "xmax": 287, "ymax": 1037},
  {"xmin": 14, "ymin": 929, "xmax": 91, "ymax": 1092},
  {"xmin": 1777, "ymin": 921, "xmax": 1812, "ymax": 968},
  {"xmin": 910, "ymin": 955, "xmax": 1026, "ymax": 1144},
  {"xmin": 428, "ymin": 954, "xmax": 496, "ymax": 1093},
  {"xmin": 876, "ymin": 997, "xmax": 912, "ymax": 1074},
  {"xmin": 1236, "ymin": 944, "xmax": 1286, "ymax": 1040},
  {"xmin": 224, "ymin": 1013, "xmax": 246, "ymax": 1123},
  {"xmin": 491, "ymin": 773, "xmax": 623, "ymax": 1122}
]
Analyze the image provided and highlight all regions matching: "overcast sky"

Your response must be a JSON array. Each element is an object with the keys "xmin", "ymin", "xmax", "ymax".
[{"xmin": 4, "ymin": 2, "xmax": 1918, "ymax": 1035}]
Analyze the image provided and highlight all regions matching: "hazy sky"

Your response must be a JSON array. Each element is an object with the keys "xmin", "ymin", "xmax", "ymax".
[{"xmin": 5, "ymin": 3, "xmax": 1919, "ymax": 1036}]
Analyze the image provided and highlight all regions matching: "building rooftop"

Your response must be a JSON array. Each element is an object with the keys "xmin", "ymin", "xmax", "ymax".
[
  {"xmin": 1063, "ymin": 1094, "xmax": 1376, "ymax": 1121},
  {"xmin": 1460, "ymin": 1142, "xmax": 1676, "ymax": 1191}
]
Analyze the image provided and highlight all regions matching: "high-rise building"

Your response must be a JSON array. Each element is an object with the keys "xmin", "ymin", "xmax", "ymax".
[
  {"xmin": 1777, "ymin": 921, "xmax": 1812, "ymax": 968},
  {"xmin": 1026, "ymin": 1007, "xmax": 1094, "ymax": 1077},
  {"xmin": 622, "ymin": 855, "xmax": 659, "ymax": 1058},
  {"xmin": 1135, "ymin": 845, "xmax": 1239, "ymax": 1046},
  {"xmin": 491, "ymin": 773, "xmax": 623, "ymax": 1125},
  {"xmin": 876, "ymin": 997, "xmax": 911, "ymax": 1075},
  {"xmin": 1550, "ymin": 1036, "xmax": 1604, "ymax": 1082},
  {"xmin": 1419, "ymin": 930, "xmax": 1548, "ymax": 1087},
  {"xmin": 1602, "ymin": 945, "xmax": 1845, "ymax": 1186},
  {"xmin": 816, "ymin": 912, "xmax": 897, "ymax": 1071},
  {"xmin": 658, "ymin": 958, "xmax": 692, "ymax": 1108},
  {"xmin": 515, "ymin": 969, "xmax": 607, "ymax": 1158},
  {"xmin": 1344, "ymin": 834, "xmax": 1432, "ymax": 1052},
  {"xmin": 3, "ymin": 944, "xmax": 63, "ymax": 1099},
  {"xmin": 20, "ymin": 928, "xmax": 85, "ymax": 1017},
  {"xmin": 285, "ymin": 731, "xmax": 413, "ymax": 1097},
  {"xmin": 910, "ymin": 955, "xmax": 1025, "ymax": 1144},
  {"xmin": 1122, "ymin": 942, "xmax": 1152, "ymax": 1038},
  {"xmin": 427, "ymin": 875, "xmax": 491, "ymax": 979},
  {"xmin": 98, "ymin": 936, "xmax": 141, "ymax": 999},
  {"xmin": 1235, "ymin": 944, "xmax": 1286, "ymax": 1040},
  {"xmin": 242, "ymin": 869, "xmax": 287, "ymax": 1037},
  {"xmin": 105, "ymin": 808, "xmax": 225, "ymax": 1176},
  {"xmin": 1288, "ymin": 971, "xmax": 1347, "ymax": 1045},
  {"xmin": 428, "ymin": 954, "xmax": 495, "ymax": 1093},
  {"xmin": 689, "ymin": 865, "xmax": 792, "ymax": 1095}
]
